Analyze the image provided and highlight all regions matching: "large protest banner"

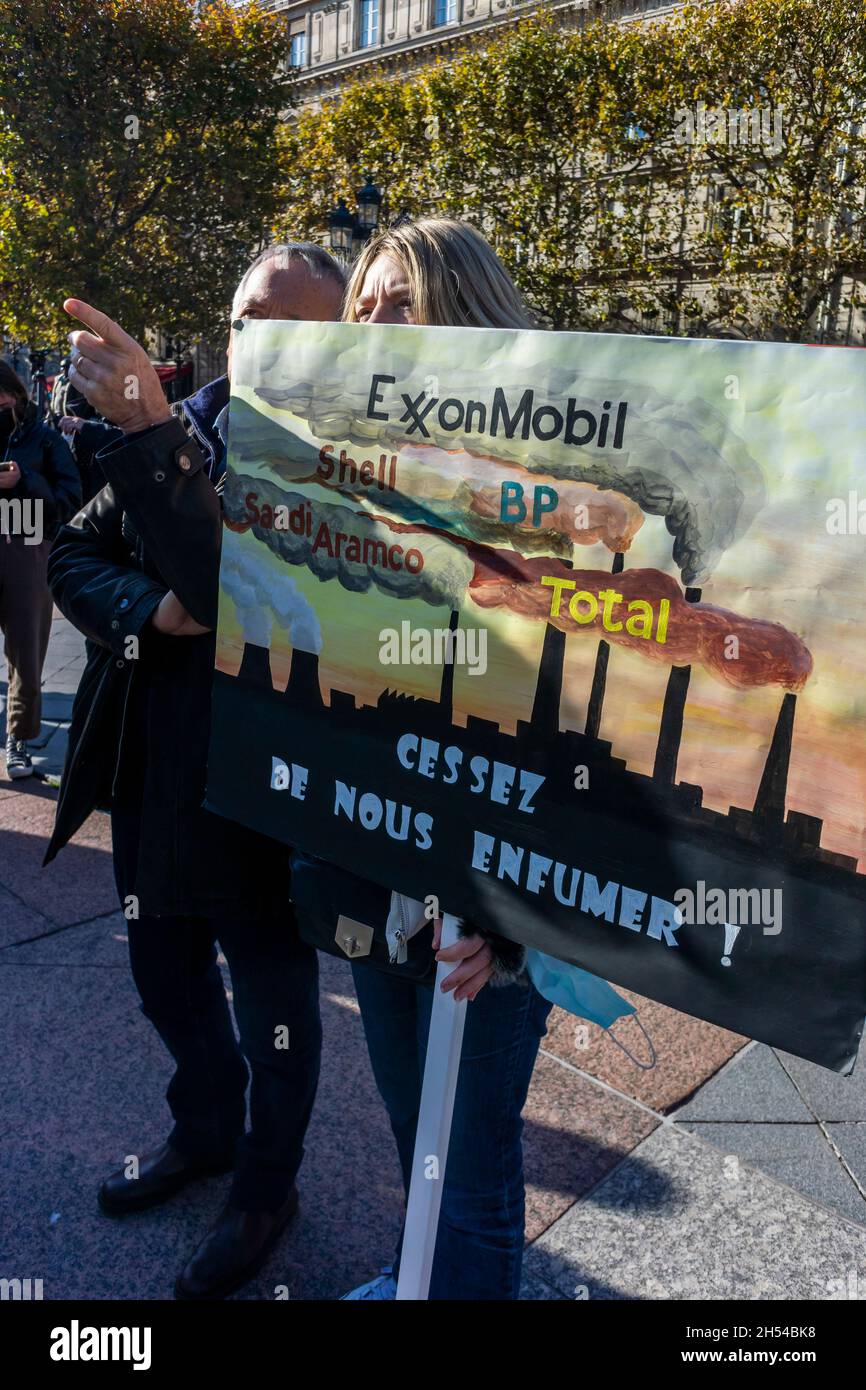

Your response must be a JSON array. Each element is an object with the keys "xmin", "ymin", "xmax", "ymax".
[{"xmin": 206, "ymin": 320, "xmax": 866, "ymax": 1073}]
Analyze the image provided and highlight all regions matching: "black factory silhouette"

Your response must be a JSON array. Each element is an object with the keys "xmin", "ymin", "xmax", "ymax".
[{"xmin": 227, "ymin": 558, "xmax": 865, "ymax": 899}]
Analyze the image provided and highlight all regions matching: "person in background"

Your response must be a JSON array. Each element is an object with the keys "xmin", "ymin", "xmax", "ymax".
[
  {"xmin": 45, "ymin": 244, "xmax": 345, "ymax": 1300},
  {"xmin": 52, "ymin": 351, "xmax": 123, "ymax": 501},
  {"xmin": 336, "ymin": 218, "xmax": 553, "ymax": 1301},
  {"xmin": 0, "ymin": 360, "xmax": 80, "ymax": 779},
  {"xmin": 57, "ymin": 409, "xmax": 118, "ymax": 503},
  {"xmin": 48, "ymin": 356, "xmax": 73, "ymax": 425}
]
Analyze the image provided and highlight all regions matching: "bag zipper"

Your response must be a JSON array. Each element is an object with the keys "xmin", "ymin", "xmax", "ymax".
[{"xmin": 387, "ymin": 893, "xmax": 412, "ymax": 965}]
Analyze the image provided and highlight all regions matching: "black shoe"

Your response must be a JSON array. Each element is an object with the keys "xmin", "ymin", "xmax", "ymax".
[
  {"xmin": 98, "ymin": 1141, "xmax": 234, "ymax": 1215},
  {"xmin": 5, "ymin": 737, "xmax": 33, "ymax": 780},
  {"xmin": 174, "ymin": 1187, "xmax": 299, "ymax": 1300}
]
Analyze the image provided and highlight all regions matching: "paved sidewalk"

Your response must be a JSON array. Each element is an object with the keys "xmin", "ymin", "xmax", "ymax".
[{"xmin": 1, "ymin": 616, "xmax": 865, "ymax": 1299}]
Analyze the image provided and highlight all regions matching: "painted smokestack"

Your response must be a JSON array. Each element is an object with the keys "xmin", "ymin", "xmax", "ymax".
[
  {"xmin": 236, "ymin": 641, "xmax": 273, "ymax": 690},
  {"xmin": 285, "ymin": 646, "xmax": 323, "ymax": 708},
  {"xmin": 438, "ymin": 609, "xmax": 460, "ymax": 722},
  {"xmin": 753, "ymin": 692, "xmax": 796, "ymax": 823},
  {"xmin": 530, "ymin": 624, "xmax": 566, "ymax": 734},
  {"xmin": 585, "ymin": 552, "xmax": 625, "ymax": 740},
  {"xmin": 653, "ymin": 666, "xmax": 691, "ymax": 784},
  {"xmin": 530, "ymin": 558, "xmax": 575, "ymax": 735},
  {"xmin": 652, "ymin": 585, "xmax": 701, "ymax": 785}
]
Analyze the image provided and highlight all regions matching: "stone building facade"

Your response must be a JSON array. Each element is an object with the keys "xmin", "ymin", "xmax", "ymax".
[
  {"xmin": 230, "ymin": 0, "xmax": 865, "ymax": 349},
  {"xmin": 267, "ymin": 0, "xmax": 680, "ymax": 106}
]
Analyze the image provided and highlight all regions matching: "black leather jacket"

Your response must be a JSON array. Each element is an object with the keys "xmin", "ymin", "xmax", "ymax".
[{"xmin": 45, "ymin": 395, "xmax": 288, "ymax": 918}]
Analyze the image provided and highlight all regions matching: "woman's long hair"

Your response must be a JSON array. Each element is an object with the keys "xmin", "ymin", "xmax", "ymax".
[
  {"xmin": 343, "ymin": 217, "xmax": 533, "ymax": 330},
  {"xmin": 0, "ymin": 360, "xmax": 29, "ymax": 429}
]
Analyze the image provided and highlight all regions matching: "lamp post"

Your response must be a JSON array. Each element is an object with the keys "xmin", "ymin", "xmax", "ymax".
[
  {"xmin": 351, "ymin": 218, "xmax": 368, "ymax": 260},
  {"xmin": 328, "ymin": 173, "xmax": 383, "ymax": 262},
  {"xmin": 355, "ymin": 173, "xmax": 382, "ymax": 237},
  {"xmin": 328, "ymin": 198, "xmax": 356, "ymax": 259}
]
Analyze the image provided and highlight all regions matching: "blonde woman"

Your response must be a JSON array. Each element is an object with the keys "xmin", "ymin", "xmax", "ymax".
[{"xmin": 337, "ymin": 218, "xmax": 552, "ymax": 1301}]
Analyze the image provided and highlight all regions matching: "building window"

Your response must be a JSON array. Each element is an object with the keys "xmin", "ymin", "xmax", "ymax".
[
  {"xmin": 359, "ymin": 0, "xmax": 379, "ymax": 48},
  {"xmin": 707, "ymin": 180, "xmax": 757, "ymax": 248},
  {"xmin": 433, "ymin": 0, "xmax": 457, "ymax": 24},
  {"xmin": 289, "ymin": 31, "xmax": 307, "ymax": 67}
]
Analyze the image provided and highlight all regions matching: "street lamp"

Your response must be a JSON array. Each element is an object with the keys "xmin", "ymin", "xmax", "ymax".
[
  {"xmin": 351, "ymin": 220, "xmax": 368, "ymax": 258},
  {"xmin": 328, "ymin": 197, "xmax": 356, "ymax": 257},
  {"xmin": 356, "ymin": 173, "xmax": 382, "ymax": 236},
  {"xmin": 328, "ymin": 175, "xmax": 383, "ymax": 260}
]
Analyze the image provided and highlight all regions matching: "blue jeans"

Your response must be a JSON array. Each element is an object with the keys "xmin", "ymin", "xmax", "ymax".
[{"xmin": 351, "ymin": 962, "xmax": 552, "ymax": 1300}]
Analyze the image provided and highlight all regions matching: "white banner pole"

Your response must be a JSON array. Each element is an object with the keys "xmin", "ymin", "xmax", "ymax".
[{"xmin": 395, "ymin": 912, "xmax": 467, "ymax": 1301}]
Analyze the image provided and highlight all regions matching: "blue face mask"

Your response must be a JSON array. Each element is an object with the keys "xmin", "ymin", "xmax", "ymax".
[{"xmin": 525, "ymin": 947, "xmax": 634, "ymax": 1029}]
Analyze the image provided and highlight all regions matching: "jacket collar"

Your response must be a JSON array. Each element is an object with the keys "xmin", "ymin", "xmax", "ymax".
[{"xmin": 181, "ymin": 375, "xmax": 230, "ymax": 470}]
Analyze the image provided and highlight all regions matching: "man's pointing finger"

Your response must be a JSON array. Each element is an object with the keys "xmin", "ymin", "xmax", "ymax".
[{"xmin": 63, "ymin": 298, "xmax": 133, "ymax": 349}]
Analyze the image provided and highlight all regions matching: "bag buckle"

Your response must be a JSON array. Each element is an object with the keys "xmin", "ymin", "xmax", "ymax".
[{"xmin": 335, "ymin": 915, "xmax": 374, "ymax": 959}]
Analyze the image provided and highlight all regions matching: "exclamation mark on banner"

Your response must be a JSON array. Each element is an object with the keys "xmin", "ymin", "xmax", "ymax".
[{"xmin": 721, "ymin": 922, "xmax": 741, "ymax": 967}]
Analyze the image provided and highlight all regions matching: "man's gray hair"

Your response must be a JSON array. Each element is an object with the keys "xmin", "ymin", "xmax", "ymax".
[{"xmin": 232, "ymin": 241, "xmax": 345, "ymax": 317}]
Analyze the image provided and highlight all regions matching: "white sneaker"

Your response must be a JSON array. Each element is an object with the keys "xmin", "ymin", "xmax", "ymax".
[
  {"xmin": 5, "ymin": 737, "xmax": 33, "ymax": 780},
  {"xmin": 341, "ymin": 1266, "xmax": 397, "ymax": 1300}
]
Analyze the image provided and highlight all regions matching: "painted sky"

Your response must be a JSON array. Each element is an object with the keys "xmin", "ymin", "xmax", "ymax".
[{"xmin": 216, "ymin": 321, "xmax": 866, "ymax": 871}]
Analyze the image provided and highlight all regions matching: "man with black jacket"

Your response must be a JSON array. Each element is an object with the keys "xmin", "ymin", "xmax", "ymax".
[{"xmin": 45, "ymin": 244, "xmax": 345, "ymax": 1299}]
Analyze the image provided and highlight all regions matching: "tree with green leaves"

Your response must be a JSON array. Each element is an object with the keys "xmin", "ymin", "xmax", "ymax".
[
  {"xmin": 0, "ymin": 0, "xmax": 289, "ymax": 347},
  {"xmin": 277, "ymin": 0, "xmax": 866, "ymax": 342},
  {"xmin": 278, "ymin": 15, "xmax": 686, "ymax": 331},
  {"xmin": 660, "ymin": 0, "xmax": 866, "ymax": 342}
]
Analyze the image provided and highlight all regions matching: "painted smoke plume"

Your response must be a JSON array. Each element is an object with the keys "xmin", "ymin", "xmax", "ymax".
[
  {"xmin": 469, "ymin": 549, "xmax": 813, "ymax": 693},
  {"xmin": 220, "ymin": 524, "xmax": 322, "ymax": 659},
  {"xmin": 245, "ymin": 339, "xmax": 766, "ymax": 585},
  {"xmin": 224, "ymin": 470, "xmax": 473, "ymax": 611},
  {"xmin": 314, "ymin": 440, "xmax": 645, "ymax": 562}
]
